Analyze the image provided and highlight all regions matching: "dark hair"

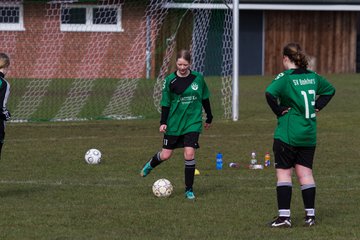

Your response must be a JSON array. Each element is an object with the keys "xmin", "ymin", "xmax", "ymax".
[
  {"xmin": 176, "ymin": 49, "xmax": 191, "ymax": 63},
  {"xmin": 283, "ymin": 43, "xmax": 308, "ymax": 69},
  {"xmin": 0, "ymin": 53, "xmax": 10, "ymax": 69}
]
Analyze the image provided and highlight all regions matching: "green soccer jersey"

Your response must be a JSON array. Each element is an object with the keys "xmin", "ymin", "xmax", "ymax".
[
  {"xmin": 266, "ymin": 69, "xmax": 335, "ymax": 146},
  {"xmin": 161, "ymin": 71, "xmax": 210, "ymax": 136}
]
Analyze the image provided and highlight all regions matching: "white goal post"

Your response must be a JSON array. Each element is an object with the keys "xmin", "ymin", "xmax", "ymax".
[{"xmin": 163, "ymin": 1, "xmax": 240, "ymax": 121}]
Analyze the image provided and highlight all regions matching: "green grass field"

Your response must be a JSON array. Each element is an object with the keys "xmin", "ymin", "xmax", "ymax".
[{"xmin": 1, "ymin": 74, "xmax": 359, "ymax": 239}]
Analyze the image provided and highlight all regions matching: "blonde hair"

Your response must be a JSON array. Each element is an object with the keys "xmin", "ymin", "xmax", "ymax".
[
  {"xmin": 283, "ymin": 43, "xmax": 308, "ymax": 69},
  {"xmin": 0, "ymin": 53, "xmax": 10, "ymax": 69}
]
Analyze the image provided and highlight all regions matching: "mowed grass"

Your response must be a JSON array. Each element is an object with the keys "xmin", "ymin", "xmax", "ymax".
[{"xmin": 0, "ymin": 74, "xmax": 359, "ymax": 239}]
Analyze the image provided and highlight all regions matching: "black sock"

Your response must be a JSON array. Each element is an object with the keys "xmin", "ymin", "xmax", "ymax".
[
  {"xmin": 149, "ymin": 152, "xmax": 162, "ymax": 168},
  {"xmin": 277, "ymin": 182, "xmax": 292, "ymax": 216},
  {"xmin": 301, "ymin": 184, "xmax": 316, "ymax": 216},
  {"xmin": 185, "ymin": 159, "xmax": 195, "ymax": 191}
]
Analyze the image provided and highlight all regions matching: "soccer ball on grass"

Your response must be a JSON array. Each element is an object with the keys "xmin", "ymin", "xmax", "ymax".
[
  {"xmin": 152, "ymin": 178, "xmax": 173, "ymax": 198},
  {"xmin": 84, "ymin": 148, "xmax": 102, "ymax": 164}
]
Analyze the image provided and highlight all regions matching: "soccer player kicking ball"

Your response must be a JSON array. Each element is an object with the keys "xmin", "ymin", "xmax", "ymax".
[
  {"xmin": 0, "ymin": 53, "xmax": 12, "ymax": 159},
  {"xmin": 140, "ymin": 49, "xmax": 213, "ymax": 200},
  {"xmin": 265, "ymin": 43, "xmax": 335, "ymax": 227}
]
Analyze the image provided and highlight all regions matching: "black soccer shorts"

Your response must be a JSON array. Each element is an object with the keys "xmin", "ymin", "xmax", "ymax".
[
  {"xmin": 162, "ymin": 132, "xmax": 200, "ymax": 149},
  {"xmin": 273, "ymin": 139, "xmax": 316, "ymax": 169}
]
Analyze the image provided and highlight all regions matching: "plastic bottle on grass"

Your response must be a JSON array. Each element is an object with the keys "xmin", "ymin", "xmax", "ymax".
[
  {"xmin": 250, "ymin": 152, "xmax": 257, "ymax": 165},
  {"xmin": 264, "ymin": 152, "xmax": 271, "ymax": 167},
  {"xmin": 216, "ymin": 152, "xmax": 223, "ymax": 170},
  {"xmin": 249, "ymin": 151, "xmax": 263, "ymax": 169}
]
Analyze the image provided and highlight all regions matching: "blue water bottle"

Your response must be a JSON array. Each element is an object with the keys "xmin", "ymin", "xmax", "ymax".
[{"xmin": 216, "ymin": 152, "xmax": 223, "ymax": 170}]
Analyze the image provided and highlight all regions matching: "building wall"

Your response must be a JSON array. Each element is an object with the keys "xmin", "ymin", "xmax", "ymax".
[
  {"xmin": 159, "ymin": 9, "xmax": 358, "ymax": 76},
  {"xmin": 1, "ymin": 4, "xmax": 358, "ymax": 79},
  {"xmin": 1, "ymin": 2, "xmax": 147, "ymax": 79},
  {"xmin": 203, "ymin": 10, "xmax": 264, "ymax": 76},
  {"xmin": 265, "ymin": 11, "xmax": 357, "ymax": 75}
]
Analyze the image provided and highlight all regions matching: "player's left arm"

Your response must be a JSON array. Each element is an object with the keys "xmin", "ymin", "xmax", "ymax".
[
  {"xmin": 201, "ymin": 77, "xmax": 212, "ymax": 129},
  {"xmin": 202, "ymin": 98, "xmax": 213, "ymax": 129},
  {"xmin": 315, "ymin": 94, "xmax": 335, "ymax": 112}
]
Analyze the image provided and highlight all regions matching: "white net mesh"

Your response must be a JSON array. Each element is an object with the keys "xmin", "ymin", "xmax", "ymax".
[
  {"xmin": 12, "ymin": 2, "xmax": 64, "ymax": 121},
  {"xmin": 151, "ymin": 1, "xmax": 233, "ymax": 119},
  {"xmin": 54, "ymin": 31, "xmax": 113, "ymax": 121},
  {"xmin": 152, "ymin": 35, "xmax": 177, "ymax": 113},
  {"xmin": 1, "ymin": 0, "xmax": 234, "ymax": 122},
  {"xmin": 103, "ymin": 0, "xmax": 170, "ymax": 119},
  {"xmin": 221, "ymin": 5, "xmax": 233, "ymax": 119},
  {"xmin": 191, "ymin": 6, "xmax": 212, "ymax": 73}
]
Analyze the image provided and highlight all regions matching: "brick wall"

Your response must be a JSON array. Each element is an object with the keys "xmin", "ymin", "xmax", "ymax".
[{"xmin": 0, "ymin": 2, "xmax": 148, "ymax": 79}]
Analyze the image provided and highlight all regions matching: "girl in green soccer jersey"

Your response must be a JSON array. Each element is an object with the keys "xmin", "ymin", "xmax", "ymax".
[
  {"xmin": 140, "ymin": 49, "xmax": 213, "ymax": 200},
  {"xmin": 265, "ymin": 43, "xmax": 335, "ymax": 227},
  {"xmin": 0, "ymin": 53, "xmax": 11, "ymax": 159}
]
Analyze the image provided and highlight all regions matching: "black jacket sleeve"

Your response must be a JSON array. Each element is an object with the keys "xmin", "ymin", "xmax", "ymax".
[
  {"xmin": 160, "ymin": 106, "xmax": 170, "ymax": 125},
  {"xmin": 202, "ymin": 98, "xmax": 213, "ymax": 124},
  {"xmin": 265, "ymin": 92, "xmax": 289, "ymax": 117}
]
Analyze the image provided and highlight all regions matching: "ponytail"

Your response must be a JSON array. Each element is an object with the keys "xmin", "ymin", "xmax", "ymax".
[{"xmin": 283, "ymin": 43, "xmax": 308, "ymax": 69}]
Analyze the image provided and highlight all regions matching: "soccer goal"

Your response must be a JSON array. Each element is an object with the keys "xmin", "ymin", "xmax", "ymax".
[{"xmin": 1, "ymin": 0, "xmax": 236, "ymax": 122}]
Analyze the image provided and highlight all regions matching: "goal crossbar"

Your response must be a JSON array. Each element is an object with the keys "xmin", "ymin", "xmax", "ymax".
[{"xmin": 163, "ymin": 3, "xmax": 360, "ymax": 11}]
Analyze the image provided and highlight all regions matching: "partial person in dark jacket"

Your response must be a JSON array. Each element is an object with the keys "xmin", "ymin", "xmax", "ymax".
[{"xmin": 0, "ymin": 53, "xmax": 11, "ymax": 159}]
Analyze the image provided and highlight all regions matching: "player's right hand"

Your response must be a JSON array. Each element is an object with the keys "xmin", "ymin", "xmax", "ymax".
[
  {"xmin": 159, "ymin": 124, "xmax": 167, "ymax": 133},
  {"xmin": 281, "ymin": 107, "xmax": 291, "ymax": 116}
]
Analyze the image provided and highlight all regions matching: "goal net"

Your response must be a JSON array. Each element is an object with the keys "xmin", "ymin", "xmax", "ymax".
[{"xmin": 1, "ymin": 0, "xmax": 234, "ymax": 122}]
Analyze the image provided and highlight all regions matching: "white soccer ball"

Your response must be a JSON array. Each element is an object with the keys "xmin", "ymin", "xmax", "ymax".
[
  {"xmin": 152, "ymin": 178, "xmax": 173, "ymax": 198},
  {"xmin": 84, "ymin": 148, "xmax": 102, "ymax": 164}
]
